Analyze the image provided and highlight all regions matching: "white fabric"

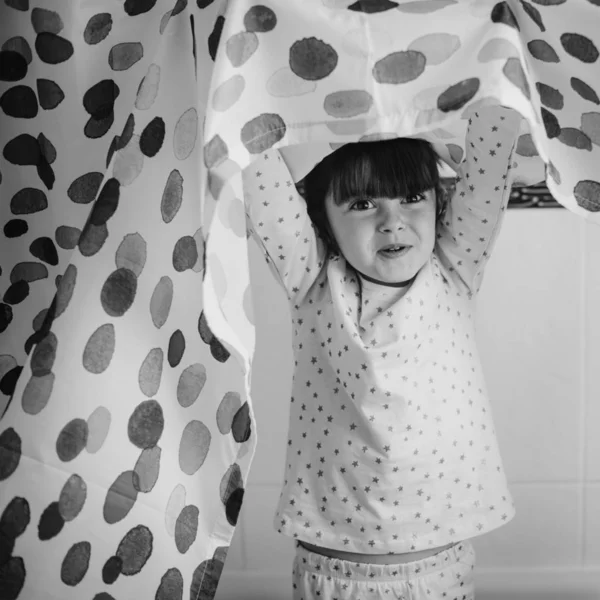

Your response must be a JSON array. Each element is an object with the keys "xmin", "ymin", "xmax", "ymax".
[{"xmin": 292, "ymin": 540, "xmax": 476, "ymax": 600}]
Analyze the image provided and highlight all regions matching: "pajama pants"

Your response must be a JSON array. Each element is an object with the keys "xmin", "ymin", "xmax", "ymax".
[{"xmin": 292, "ymin": 540, "xmax": 475, "ymax": 600}]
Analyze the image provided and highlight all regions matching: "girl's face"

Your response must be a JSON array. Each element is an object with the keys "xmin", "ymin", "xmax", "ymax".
[{"xmin": 325, "ymin": 190, "xmax": 437, "ymax": 284}]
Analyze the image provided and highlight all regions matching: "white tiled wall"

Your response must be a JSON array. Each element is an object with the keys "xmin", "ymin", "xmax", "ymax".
[
  {"xmin": 585, "ymin": 221, "xmax": 600, "ymax": 484},
  {"xmin": 215, "ymin": 209, "xmax": 600, "ymax": 599}
]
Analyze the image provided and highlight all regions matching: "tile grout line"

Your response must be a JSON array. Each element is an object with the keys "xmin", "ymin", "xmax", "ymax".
[{"xmin": 579, "ymin": 218, "xmax": 588, "ymax": 567}]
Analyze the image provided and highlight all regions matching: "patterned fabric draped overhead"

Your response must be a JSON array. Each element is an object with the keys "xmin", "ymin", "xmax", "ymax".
[{"xmin": 1, "ymin": 1, "xmax": 599, "ymax": 598}]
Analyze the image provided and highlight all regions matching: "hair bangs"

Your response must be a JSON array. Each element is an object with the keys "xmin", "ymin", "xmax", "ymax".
[{"xmin": 328, "ymin": 138, "xmax": 441, "ymax": 205}]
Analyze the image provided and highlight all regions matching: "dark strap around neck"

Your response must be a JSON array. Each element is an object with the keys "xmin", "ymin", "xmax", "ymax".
[{"xmin": 357, "ymin": 270, "xmax": 417, "ymax": 288}]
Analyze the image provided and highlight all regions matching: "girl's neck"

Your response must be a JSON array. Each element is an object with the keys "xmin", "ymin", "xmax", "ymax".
[{"xmin": 355, "ymin": 270, "xmax": 418, "ymax": 307}]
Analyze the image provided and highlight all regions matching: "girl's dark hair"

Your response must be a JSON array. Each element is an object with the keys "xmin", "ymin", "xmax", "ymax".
[{"xmin": 300, "ymin": 138, "xmax": 445, "ymax": 254}]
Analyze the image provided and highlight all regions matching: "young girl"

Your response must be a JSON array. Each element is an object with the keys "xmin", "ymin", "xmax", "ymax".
[{"xmin": 243, "ymin": 104, "xmax": 521, "ymax": 600}]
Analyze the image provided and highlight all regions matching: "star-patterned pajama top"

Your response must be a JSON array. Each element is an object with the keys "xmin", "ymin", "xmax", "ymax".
[{"xmin": 243, "ymin": 106, "xmax": 521, "ymax": 555}]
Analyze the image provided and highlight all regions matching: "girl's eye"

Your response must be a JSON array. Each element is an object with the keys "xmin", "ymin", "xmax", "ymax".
[
  {"xmin": 404, "ymin": 192, "xmax": 426, "ymax": 204},
  {"xmin": 349, "ymin": 198, "xmax": 373, "ymax": 211}
]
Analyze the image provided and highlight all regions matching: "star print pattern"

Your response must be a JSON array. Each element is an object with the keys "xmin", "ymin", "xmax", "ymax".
[
  {"xmin": 436, "ymin": 108, "xmax": 522, "ymax": 297},
  {"xmin": 244, "ymin": 107, "xmax": 521, "ymax": 554},
  {"xmin": 243, "ymin": 152, "xmax": 327, "ymax": 304}
]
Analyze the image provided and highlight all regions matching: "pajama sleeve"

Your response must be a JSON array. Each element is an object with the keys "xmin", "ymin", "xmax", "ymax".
[
  {"xmin": 243, "ymin": 150, "xmax": 327, "ymax": 304},
  {"xmin": 435, "ymin": 106, "xmax": 523, "ymax": 296}
]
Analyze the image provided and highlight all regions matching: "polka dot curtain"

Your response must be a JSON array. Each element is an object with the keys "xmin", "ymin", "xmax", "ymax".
[{"xmin": 0, "ymin": 0, "xmax": 598, "ymax": 599}]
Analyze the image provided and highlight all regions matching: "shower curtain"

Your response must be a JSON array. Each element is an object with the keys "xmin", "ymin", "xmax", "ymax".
[{"xmin": 1, "ymin": 1, "xmax": 599, "ymax": 598}]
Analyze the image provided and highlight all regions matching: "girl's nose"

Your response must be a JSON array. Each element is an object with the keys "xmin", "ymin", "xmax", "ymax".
[{"xmin": 378, "ymin": 205, "xmax": 406, "ymax": 233}]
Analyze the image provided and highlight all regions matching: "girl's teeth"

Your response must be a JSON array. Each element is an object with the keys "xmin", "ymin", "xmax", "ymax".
[{"xmin": 380, "ymin": 245, "xmax": 407, "ymax": 255}]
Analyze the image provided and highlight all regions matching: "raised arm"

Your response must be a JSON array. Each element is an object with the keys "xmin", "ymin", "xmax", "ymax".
[
  {"xmin": 435, "ymin": 106, "xmax": 523, "ymax": 296},
  {"xmin": 243, "ymin": 149, "xmax": 327, "ymax": 304}
]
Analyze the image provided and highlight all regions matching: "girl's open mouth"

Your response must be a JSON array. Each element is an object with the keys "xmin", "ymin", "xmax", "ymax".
[{"xmin": 379, "ymin": 245, "xmax": 410, "ymax": 258}]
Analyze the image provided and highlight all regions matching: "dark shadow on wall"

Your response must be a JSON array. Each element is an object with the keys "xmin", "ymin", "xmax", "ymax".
[{"xmin": 440, "ymin": 178, "xmax": 562, "ymax": 209}]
